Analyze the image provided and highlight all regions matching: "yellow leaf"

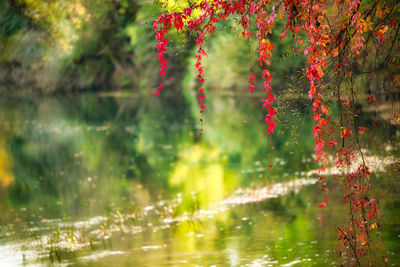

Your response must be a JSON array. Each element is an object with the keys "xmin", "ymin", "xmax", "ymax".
[
  {"xmin": 332, "ymin": 47, "xmax": 339, "ymax": 57},
  {"xmin": 316, "ymin": 65, "xmax": 324, "ymax": 78}
]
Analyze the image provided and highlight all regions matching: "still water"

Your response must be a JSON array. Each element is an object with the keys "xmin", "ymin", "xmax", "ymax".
[{"xmin": 0, "ymin": 93, "xmax": 399, "ymax": 266}]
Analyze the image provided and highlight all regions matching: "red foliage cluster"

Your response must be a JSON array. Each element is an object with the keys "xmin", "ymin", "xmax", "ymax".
[{"xmin": 153, "ymin": 0, "xmax": 398, "ymax": 264}]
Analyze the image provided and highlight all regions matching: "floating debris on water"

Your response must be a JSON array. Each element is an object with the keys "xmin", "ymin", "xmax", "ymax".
[{"xmin": 216, "ymin": 178, "xmax": 317, "ymax": 206}]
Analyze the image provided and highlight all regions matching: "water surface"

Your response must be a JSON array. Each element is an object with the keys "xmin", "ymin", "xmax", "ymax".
[{"xmin": 0, "ymin": 93, "xmax": 399, "ymax": 266}]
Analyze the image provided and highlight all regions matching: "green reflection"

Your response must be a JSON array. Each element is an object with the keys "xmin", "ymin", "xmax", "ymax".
[{"xmin": 0, "ymin": 93, "xmax": 398, "ymax": 266}]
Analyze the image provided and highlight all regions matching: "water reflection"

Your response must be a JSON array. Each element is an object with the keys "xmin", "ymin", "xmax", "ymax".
[{"xmin": 0, "ymin": 93, "xmax": 399, "ymax": 266}]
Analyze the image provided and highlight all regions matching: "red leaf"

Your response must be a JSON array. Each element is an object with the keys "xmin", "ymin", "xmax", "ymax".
[{"xmin": 358, "ymin": 126, "xmax": 367, "ymax": 135}]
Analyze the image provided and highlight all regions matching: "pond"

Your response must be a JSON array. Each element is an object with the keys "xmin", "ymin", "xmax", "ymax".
[{"xmin": 0, "ymin": 93, "xmax": 399, "ymax": 266}]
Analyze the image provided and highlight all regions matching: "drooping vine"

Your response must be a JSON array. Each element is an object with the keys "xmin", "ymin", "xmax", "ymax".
[{"xmin": 153, "ymin": 0, "xmax": 399, "ymax": 264}]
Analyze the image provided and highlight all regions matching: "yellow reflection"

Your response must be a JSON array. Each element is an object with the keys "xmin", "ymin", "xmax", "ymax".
[
  {"xmin": 169, "ymin": 144, "xmax": 236, "ymax": 253},
  {"xmin": 0, "ymin": 138, "xmax": 14, "ymax": 187},
  {"xmin": 171, "ymin": 219, "xmax": 202, "ymax": 252},
  {"xmin": 170, "ymin": 144, "xmax": 237, "ymax": 209}
]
